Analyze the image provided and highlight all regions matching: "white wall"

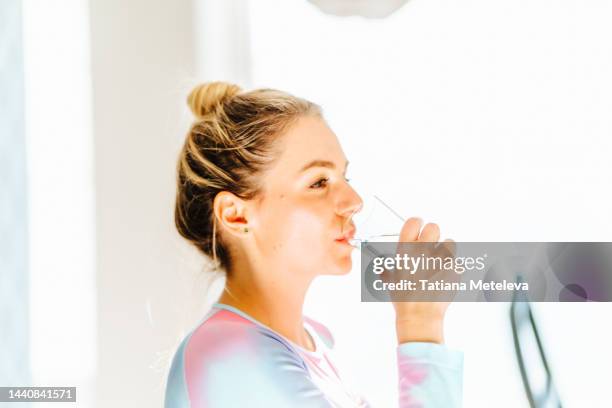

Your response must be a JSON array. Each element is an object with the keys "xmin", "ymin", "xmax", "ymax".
[
  {"xmin": 88, "ymin": 1, "xmax": 207, "ymax": 406},
  {"xmin": 22, "ymin": 1, "xmax": 96, "ymax": 406},
  {"xmin": 247, "ymin": 0, "xmax": 612, "ymax": 406},
  {"xmin": 17, "ymin": 1, "xmax": 612, "ymax": 407}
]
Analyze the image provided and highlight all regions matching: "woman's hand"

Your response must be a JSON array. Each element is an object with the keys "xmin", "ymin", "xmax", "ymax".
[{"xmin": 391, "ymin": 217, "xmax": 455, "ymax": 345}]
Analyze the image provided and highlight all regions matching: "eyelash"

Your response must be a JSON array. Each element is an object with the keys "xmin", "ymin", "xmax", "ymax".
[{"xmin": 309, "ymin": 177, "xmax": 351, "ymax": 189}]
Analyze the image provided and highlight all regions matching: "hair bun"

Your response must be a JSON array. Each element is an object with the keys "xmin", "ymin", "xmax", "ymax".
[{"xmin": 187, "ymin": 81, "xmax": 242, "ymax": 119}]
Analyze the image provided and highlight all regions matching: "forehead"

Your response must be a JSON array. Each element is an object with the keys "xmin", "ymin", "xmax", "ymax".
[{"xmin": 273, "ymin": 115, "xmax": 346, "ymax": 169}]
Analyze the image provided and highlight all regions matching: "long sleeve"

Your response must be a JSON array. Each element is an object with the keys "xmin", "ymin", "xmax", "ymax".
[
  {"xmin": 396, "ymin": 342, "xmax": 464, "ymax": 408},
  {"xmin": 164, "ymin": 306, "xmax": 464, "ymax": 407}
]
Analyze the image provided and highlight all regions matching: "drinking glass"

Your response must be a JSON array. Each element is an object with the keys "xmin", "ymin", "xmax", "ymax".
[{"xmin": 342, "ymin": 192, "xmax": 406, "ymax": 249}]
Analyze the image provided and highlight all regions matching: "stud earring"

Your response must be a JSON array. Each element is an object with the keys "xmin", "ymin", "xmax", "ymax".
[{"xmin": 244, "ymin": 227, "xmax": 249, "ymax": 233}]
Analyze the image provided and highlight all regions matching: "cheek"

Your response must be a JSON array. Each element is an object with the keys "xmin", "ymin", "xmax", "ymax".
[{"xmin": 256, "ymin": 201, "xmax": 330, "ymax": 256}]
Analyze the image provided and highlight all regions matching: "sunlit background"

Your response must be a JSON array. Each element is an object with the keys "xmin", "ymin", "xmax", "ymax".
[{"xmin": 2, "ymin": 0, "xmax": 612, "ymax": 407}]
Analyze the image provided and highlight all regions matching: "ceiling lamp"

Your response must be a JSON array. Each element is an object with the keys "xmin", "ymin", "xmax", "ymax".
[{"xmin": 308, "ymin": 0, "xmax": 410, "ymax": 18}]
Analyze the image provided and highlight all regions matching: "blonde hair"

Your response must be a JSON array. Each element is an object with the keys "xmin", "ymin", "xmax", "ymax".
[{"xmin": 174, "ymin": 81, "xmax": 321, "ymax": 273}]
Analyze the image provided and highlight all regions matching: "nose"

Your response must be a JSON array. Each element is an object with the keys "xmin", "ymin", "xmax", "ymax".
[{"xmin": 336, "ymin": 181, "xmax": 364, "ymax": 219}]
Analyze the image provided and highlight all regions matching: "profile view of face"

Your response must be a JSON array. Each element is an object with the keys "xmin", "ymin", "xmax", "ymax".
[{"xmin": 250, "ymin": 115, "xmax": 363, "ymax": 278}]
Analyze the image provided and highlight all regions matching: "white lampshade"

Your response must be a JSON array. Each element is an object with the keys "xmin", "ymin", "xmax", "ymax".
[{"xmin": 308, "ymin": 0, "xmax": 410, "ymax": 18}]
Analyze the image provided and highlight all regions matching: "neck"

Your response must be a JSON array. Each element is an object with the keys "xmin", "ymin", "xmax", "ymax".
[{"xmin": 216, "ymin": 256, "xmax": 315, "ymax": 350}]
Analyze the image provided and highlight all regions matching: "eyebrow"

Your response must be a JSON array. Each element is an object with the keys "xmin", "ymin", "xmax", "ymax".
[{"xmin": 299, "ymin": 159, "xmax": 349, "ymax": 173}]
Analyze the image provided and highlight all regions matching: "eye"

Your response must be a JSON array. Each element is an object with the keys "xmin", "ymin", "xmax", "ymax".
[{"xmin": 310, "ymin": 177, "xmax": 329, "ymax": 189}]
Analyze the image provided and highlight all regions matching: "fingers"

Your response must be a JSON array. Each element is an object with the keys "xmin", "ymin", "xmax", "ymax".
[
  {"xmin": 438, "ymin": 238, "xmax": 456, "ymax": 257},
  {"xmin": 399, "ymin": 218, "xmax": 443, "ymax": 242},
  {"xmin": 399, "ymin": 217, "xmax": 423, "ymax": 242},
  {"xmin": 418, "ymin": 223, "xmax": 440, "ymax": 242}
]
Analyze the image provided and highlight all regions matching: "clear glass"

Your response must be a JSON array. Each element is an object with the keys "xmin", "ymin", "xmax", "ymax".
[{"xmin": 342, "ymin": 192, "xmax": 406, "ymax": 248}]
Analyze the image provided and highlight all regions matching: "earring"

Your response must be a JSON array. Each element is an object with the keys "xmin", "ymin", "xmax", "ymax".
[{"xmin": 244, "ymin": 227, "xmax": 249, "ymax": 233}]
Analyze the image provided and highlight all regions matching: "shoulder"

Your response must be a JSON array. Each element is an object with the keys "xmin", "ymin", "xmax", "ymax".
[
  {"xmin": 166, "ymin": 308, "xmax": 321, "ymax": 407},
  {"xmin": 185, "ymin": 308, "xmax": 304, "ymax": 365}
]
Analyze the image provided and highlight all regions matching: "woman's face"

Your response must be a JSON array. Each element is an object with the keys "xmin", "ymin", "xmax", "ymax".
[{"xmin": 250, "ymin": 115, "xmax": 363, "ymax": 278}]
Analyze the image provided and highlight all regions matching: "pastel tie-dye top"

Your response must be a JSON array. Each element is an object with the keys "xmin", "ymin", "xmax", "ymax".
[{"xmin": 164, "ymin": 303, "xmax": 463, "ymax": 407}]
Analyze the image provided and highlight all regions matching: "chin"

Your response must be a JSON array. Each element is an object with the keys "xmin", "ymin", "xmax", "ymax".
[{"xmin": 327, "ymin": 256, "xmax": 353, "ymax": 275}]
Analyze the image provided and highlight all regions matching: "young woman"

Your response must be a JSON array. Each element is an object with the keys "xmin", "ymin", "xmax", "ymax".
[{"xmin": 164, "ymin": 82, "xmax": 463, "ymax": 407}]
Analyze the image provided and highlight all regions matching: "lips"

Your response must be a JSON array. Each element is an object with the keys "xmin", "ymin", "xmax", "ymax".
[{"xmin": 335, "ymin": 227, "xmax": 356, "ymax": 242}]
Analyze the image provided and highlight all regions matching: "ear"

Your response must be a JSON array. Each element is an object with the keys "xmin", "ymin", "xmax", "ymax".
[{"xmin": 213, "ymin": 191, "xmax": 250, "ymax": 238}]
